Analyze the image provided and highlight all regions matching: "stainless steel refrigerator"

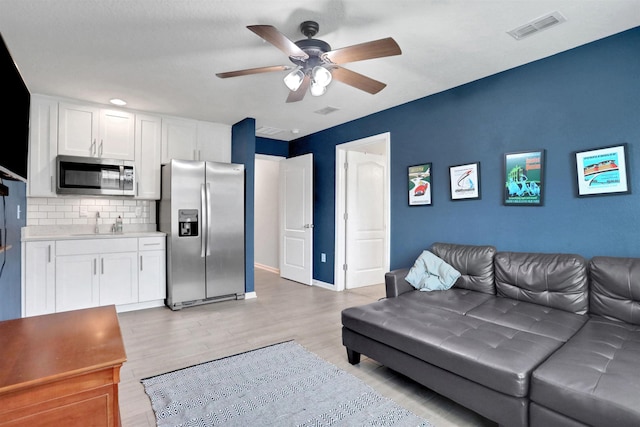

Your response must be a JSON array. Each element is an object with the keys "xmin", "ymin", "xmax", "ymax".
[{"xmin": 159, "ymin": 159, "xmax": 245, "ymax": 310}]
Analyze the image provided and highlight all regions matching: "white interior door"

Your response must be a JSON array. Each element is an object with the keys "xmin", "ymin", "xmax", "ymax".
[
  {"xmin": 345, "ymin": 151, "xmax": 387, "ymax": 288},
  {"xmin": 279, "ymin": 153, "xmax": 313, "ymax": 285}
]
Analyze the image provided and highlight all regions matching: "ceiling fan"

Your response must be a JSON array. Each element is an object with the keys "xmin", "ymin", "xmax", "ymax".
[{"xmin": 216, "ymin": 21, "xmax": 402, "ymax": 103}]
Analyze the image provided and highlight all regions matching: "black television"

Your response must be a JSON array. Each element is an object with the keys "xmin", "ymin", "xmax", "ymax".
[{"xmin": 0, "ymin": 33, "xmax": 30, "ymax": 182}]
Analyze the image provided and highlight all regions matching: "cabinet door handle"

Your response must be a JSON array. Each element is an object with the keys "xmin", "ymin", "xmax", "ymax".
[
  {"xmin": 101, "ymin": 257, "xmax": 104, "ymax": 274},
  {"xmin": 140, "ymin": 255, "xmax": 143, "ymax": 271},
  {"xmin": 47, "ymin": 244, "xmax": 51, "ymax": 263},
  {"xmin": 93, "ymin": 258, "xmax": 97, "ymax": 275},
  {"xmin": 50, "ymin": 175, "xmax": 54, "ymax": 193},
  {"xmin": 99, "ymin": 140, "xmax": 104, "ymax": 157},
  {"xmin": 91, "ymin": 139, "xmax": 96, "ymax": 156}
]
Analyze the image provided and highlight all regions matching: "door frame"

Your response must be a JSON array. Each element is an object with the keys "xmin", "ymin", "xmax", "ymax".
[{"xmin": 334, "ymin": 132, "xmax": 390, "ymax": 292}]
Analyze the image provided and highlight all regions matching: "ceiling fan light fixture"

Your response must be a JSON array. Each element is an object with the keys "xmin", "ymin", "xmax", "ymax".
[
  {"xmin": 311, "ymin": 66, "xmax": 332, "ymax": 87},
  {"xmin": 310, "ymin": 81, "xmax": 327, "ymax": 97},
  {"xmin": 283, "ymin": 67, "xmax": 304, "ymax": 91}
]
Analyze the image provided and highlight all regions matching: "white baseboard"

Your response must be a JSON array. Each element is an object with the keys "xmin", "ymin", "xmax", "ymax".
[{"xmin": 254, "ymin": 263, "xmax": 279, "ymax": 274}]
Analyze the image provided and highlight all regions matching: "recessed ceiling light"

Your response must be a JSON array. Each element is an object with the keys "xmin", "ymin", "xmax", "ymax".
[{"xmin": 109, "ymin": 98, "xmax": 127, "ymax": 106}]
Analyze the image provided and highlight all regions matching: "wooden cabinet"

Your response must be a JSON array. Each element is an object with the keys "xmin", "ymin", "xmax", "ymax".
[
  {"xmin": 138, "ymin": 237, "xmax": 166, "ymax": 301},
  {"xmin": 22, "ymin": 240, "xmax": 56, "ymax": 316},
  {"xmin": 55, "ymin": 238, "xmax": 138, "ymax": 313},
  {"xmin": 58, "ymin": 101, "xmax": 135, "ymax": 160},
  {"xmin": 161, "ymin": 116, "xmax": 232, "ymax": 163},
  {"xmin": 0, "ymin": 305, "xmax": 126, "ymax": 427},
  {"xmin": 135, "ymin": 114, "xmax": 162, "ymax": 199},
  {"xmin": 27, "ymin": 95, "xmax": 58, "ymax": 197}
]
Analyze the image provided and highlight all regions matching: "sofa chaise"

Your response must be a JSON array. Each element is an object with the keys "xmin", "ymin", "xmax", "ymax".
[{"xmin": 341, "ymin": 242, "xmax": 640, "ymax": 426}]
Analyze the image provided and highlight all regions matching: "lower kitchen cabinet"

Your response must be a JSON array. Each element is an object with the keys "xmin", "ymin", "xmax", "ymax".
[
  {"xmin": 138, "ymin": 237, "xmax": 166, "ymax": 301},
  {"xmin": 22, "ymin": 240, "xmax": 56, "ymax": 316},
  {"xmin": 55, "ymin": 238, "xmax": 138, "ymax": 312},
  {"xmin": 23, "ymin": 235, "xmax": 166, "ymax": 317}
]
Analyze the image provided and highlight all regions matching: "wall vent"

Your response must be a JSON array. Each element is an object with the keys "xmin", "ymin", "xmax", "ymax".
[
  {"xmin": 508, "ymin": 11, "xmax": 566, "ymax": 40},
  {"xmin": 256, "ymin": 126, "xmax": 286, "ymax": 136},
  {"xmin": 314, "ymin": 106, "xmax": 340, "ymax": 115}
]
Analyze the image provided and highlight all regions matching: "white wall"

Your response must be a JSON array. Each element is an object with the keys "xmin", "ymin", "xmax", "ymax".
[{"xmin": 254, "ymin": 156, "xmax": 281, "ymax": 271}]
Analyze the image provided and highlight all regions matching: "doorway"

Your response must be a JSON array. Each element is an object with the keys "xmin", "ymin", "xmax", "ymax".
[{"xmin": 334, "ymin": 133, "xmax": 390, "ymax": 291}]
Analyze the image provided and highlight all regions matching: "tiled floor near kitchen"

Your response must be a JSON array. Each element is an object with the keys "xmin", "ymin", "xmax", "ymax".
[{"xmin": 117, "ymin": 268, "xmax": 496, "ymax": 427}]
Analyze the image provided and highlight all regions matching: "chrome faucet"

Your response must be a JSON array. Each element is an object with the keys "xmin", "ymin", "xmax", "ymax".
[{"xmin": 95, "ymin": 211, "xmax": 100, "ymax": 234}]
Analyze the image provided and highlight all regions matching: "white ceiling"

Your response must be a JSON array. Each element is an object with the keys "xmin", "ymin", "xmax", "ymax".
[{"xmin": 1, "ymin": 1, "xmax": 638, "ymax": 142}]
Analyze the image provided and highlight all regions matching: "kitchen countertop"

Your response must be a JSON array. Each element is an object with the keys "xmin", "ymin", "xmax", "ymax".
[{"xmin": 21, "ymin": 225, "xmax": 166, "ymax": 242}]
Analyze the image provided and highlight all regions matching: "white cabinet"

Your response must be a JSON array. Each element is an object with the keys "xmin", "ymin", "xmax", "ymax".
[
  {"xmin": 55, "ymin": 253, "xmax": 99, "ymax": 312},
  {"xmin": 135, "ymin": 114, "xmax": 162, "ymax": 199},
  {"xmin": 55, "ymin": 238, "xmax": 138, "ymax": 313},
  {"xmin": 161, "ymin": 117, "xmax": 232, "ymax": 163},
  {"xmin": 197, "ymin": 121, "xmax": 232, "ymax": 163},
  {"xmin": 23, "ymin": 235, "xmax": 166, "ymax": 316},
  {"xmin": 138, "ymin": 237, "xmax": 166, "ymax": 301},
  {"xmin": 23, "ymin": 241, "xmax": 56, "ymax": 316},
  {"xmin": 58, "ymin": 101, "xmax": 135, "ymax": 160},
  {"xmin": 161, "ymin": 116, "xmax": 198, "ymax": 163},
  {"xmin": 27, "ymin": 95, "xmax": 58, "ymax": 197}
]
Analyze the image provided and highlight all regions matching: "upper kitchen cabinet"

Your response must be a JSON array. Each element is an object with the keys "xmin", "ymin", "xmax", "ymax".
[
  {"xmin": 27, "ymin": 95, "xmax": 58, "ymax": 197},
  {"xmin": 135, "ymin": 114, "xmax": 162, "ymax": 199},
  {"xmin": 197, "ymin": 121, "xmax": 231, "ymax": 163},
  {"xmin": 161, "ymin": 116, "xmax": 198, "ymax": 163},
  {"xmin": 161, "ymin": 116, "xmax": 231, "ymax": 163},
  {"xmin": 58, "ymin": 101, "xmax": 135, "ymax": 160}
]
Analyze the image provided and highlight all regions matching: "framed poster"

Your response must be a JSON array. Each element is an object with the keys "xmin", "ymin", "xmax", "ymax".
[
  {"xmin": 449, "ymin": 162, "xmax": 480, "ymax": 200},
  {"xmin": 575, "ymin": 143, "xmax": 630, "ymax": 197},
  {"xmin": 504, "ymin": 149, "xmax": 545, "ymax": 206},
  {"xmin": 408, "ymin": 163, "xmax": 432, "ymax": 206}
]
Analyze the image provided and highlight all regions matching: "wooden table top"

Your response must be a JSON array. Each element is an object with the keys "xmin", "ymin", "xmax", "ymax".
[{"xmin": 0, "ymin": 305, "xmax": 127, "ymax": 393}]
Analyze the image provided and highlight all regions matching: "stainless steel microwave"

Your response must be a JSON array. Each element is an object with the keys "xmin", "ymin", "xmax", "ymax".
[{"xmin": 56, "ymin": 155, "xmax": 135, "ymax": 196}]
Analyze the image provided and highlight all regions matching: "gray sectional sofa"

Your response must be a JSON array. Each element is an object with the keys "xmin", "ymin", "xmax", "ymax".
[{"xmin": 341, "ymin": 242, "xmax": 640, "ymax": 427}]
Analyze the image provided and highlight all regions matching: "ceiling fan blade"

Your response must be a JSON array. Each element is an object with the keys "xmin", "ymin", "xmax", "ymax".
[
  {"xmin": 330, "ymin": 66, "xmax": 387, "ymax": 94},
  {"xmin": 286, "ymin": 75, "xmax": 310, "ymax": 103},
  {"xmin": 247, "ymin": 25, "xmax": 309, "ymax": 60},
  {"xmin": 322, "ymin": 37, "xmax": 401, "ymax": 64},
  {"xmin": 216, "ymin": 65, "xmax": 291, "ymax": 79}
]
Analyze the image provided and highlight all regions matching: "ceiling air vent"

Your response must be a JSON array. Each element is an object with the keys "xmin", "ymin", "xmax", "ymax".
[
  {"xmin": 314, "ymin": 106, "xmax": 340, "ymax": 115},
  {"xmin": 508, "ymin": 11, "xmax": 566, "ymax": 40},
  {"xmin": 256, "ymin": 126, "xmax": 286, "ymax": 136}
]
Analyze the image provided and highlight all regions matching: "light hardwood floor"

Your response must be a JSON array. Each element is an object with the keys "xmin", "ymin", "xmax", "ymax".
[{"xmin": 117, "ymin": 268, "xmax": 497, "ymax": 427}]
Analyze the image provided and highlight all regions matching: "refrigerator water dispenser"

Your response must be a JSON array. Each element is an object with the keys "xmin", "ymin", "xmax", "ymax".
[{"xmin": 178, "ymin": 209, "xmax": 198, "ymax": 237}]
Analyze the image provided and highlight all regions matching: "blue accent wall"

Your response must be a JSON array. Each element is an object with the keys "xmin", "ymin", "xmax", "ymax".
[
  {"xmin": 290, "ymin": 27, "xmax": 640, "ymax": 285},
  {"xmin": 232, "ymin": 118, "xmax": 256, "ymax": 293},
  {"xmin": 0, "ymin": 179, "xmax": 26, "ymax": 321},
  {"xmin": 256, "ymin": 137, "xmax": 289, "ymax": 157}
]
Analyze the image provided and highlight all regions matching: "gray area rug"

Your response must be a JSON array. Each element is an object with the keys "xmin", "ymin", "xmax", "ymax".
[{"xmin": 141, "ymin": 340, "xmax": 432, "ymax": 427}]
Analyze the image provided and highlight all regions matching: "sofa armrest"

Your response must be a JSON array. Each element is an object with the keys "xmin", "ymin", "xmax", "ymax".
[{"xmin": 385, "ymin": 268, "xmax": 413, "ymax": 298}]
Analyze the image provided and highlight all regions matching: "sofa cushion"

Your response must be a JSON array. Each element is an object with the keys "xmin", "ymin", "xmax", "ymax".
[
  {"xmin": 405, "ymin": 250, "xmax": 461, "ymax": 291},
  {"xmin": 467, "ymin": 297, "xmax": 587, "ymax": 341},
  {"xmin": 531, "ymin": 317, "xmax": 640, "ymax": 427},
  {"xmin": 342, "ymin": 297, "xmax": 564, "ymax": 397},
  {"xmin": 396, "ymin": 287, "xmax": 493, "ymax": 315},
  {"xmin": 589, "ymin": 256, "xmax": 640, "ymax": 325},
  {"xmin": 429, "ymin": 242, "xmax": 496, "ymax": 294},
  {"xmin": 494, "ymin": 251, "xmax": 588, "ymax": 314}
]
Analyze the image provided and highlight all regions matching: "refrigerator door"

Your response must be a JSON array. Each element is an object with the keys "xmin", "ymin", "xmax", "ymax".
[
  {"xmin": 163, "ymin": 159, "xmax": 207, "ymax": 307},
  {"xmin": 205, "ymin": 161, "xmax": 245, "ymax": 299}
]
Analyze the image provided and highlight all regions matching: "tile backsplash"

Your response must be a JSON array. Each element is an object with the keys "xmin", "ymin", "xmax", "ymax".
[{"xmin": 26, "ymin": 197, "xmax": 156, "ymax": 227}]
